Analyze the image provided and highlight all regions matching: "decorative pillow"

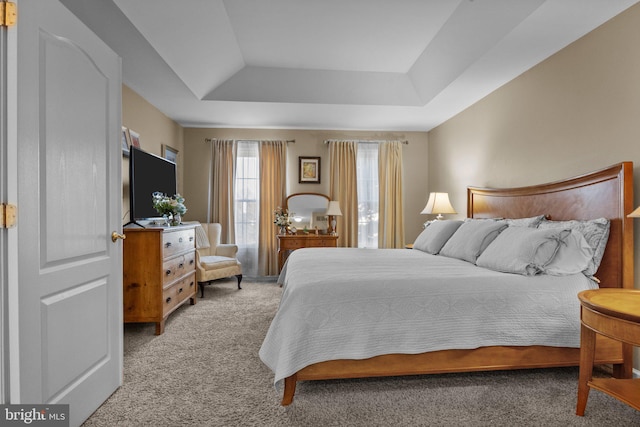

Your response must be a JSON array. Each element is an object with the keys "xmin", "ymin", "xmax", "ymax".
[
  {"xmin": 538, "ymin": 218, "xmax": 610, "ymax": 276},
  {"xmin": 439, "ymin": 220, "xmax": 507, "ymax": 263},
  {"xmin": 476, "ymin": 226, "xmax": 569, "ymax": 275},
  {"xmin": 501, "ymin": 215, "xmax": 547, "ymax": 228},
  {"xmin": 543, "ymin": 229, "xmax": 594, "ymax": 276},
  {"xmin": 412, "ymin": 220, "xmax": 463, "ymax": 254}
]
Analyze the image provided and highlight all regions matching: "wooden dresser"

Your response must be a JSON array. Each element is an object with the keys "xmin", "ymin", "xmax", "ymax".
[
  {"xmin": 277, "ymin": 234, "xmax": 338, "ymax": 271},
  {"xmin": 123, "ymin": 224, "xmax": 197, "ymax": 334}
]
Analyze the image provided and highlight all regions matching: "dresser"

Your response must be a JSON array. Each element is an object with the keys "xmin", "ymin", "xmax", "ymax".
[
  {"xmin": 123, "ymin": 224, "xmax": 197, "ymax": 334},
  {"xmin": 277, "ymin": 234, "xmax": 338, "ymax": 271}
]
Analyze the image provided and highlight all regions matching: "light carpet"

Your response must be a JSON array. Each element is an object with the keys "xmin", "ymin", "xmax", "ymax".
[{"xmin": 82, "ymin": 278, "xmax": 640, "ymax": 426}]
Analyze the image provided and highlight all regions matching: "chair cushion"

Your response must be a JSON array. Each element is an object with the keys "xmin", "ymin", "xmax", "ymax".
[{"xmin": 199, "ymin": 255, "xmax": 240, "ymax": 270}]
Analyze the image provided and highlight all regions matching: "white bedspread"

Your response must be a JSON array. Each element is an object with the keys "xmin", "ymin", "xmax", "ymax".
[{"xmin": 259, "ymin": 247, "xmax": 598, "ymax": 385}]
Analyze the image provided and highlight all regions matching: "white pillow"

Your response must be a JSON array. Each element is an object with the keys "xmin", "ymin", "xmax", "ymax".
[
  {"xmin": 439, "ymin": 220, "xmax": 507, "ymax": 263},
  {"xmin": 413, "ymin": 220, "xmax": 463, "ymax": 254},
  {"xmin": 543, "ymin": 229, "xmax": 594, "ymax": 276},
  {"xmin": 538, "ymin": 218, "xmax": 609, "ymax": 276},
  {"xmin": 476, "ymin": 227, "xmax": 568, "ymax": 275}
]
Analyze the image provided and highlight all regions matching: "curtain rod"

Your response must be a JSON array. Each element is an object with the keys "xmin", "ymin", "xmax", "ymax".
[
  {"xmin": 204, "ymin": 138, "xmax": 295, "ymax": 143},
  {"xmin": 323, "ymin": 139, "xmax": 408, "ymax": 145}
]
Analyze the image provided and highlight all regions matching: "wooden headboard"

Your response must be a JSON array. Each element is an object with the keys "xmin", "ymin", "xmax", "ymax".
[{"xmin": 468, "ymin": 162, "xmax": 634, "ymax": 289}]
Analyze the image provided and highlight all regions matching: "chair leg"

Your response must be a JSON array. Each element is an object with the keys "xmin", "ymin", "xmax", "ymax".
[
  {"xmin": 199, "ymin": 281, "xmax": 210, "ymax": 298},
  {"xmin": 236, "ymin": 274, "xmax": 243, "ymax": 289}
]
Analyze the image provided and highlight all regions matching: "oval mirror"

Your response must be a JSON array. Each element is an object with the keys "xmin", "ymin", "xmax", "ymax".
[{"xmin": 285, "ymin": 193, "xmax": 330, "ymax": 232}]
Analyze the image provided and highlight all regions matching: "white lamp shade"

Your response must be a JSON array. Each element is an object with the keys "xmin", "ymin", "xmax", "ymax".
[
  {"xmin": 326, "ymin": 201, "xmax": 342, "ymax": 216},
  {"xmin": 421, "ymin": 192, "xmax": 456, "ymax": 215},
  {"xmin": 628, "ymin": 206, "xmax": 640, "ymax": 218}
]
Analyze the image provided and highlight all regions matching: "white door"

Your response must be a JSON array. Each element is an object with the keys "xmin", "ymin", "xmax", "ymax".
[{"xmin": 6, "ymin": 1, "xmax": 123, "ymax": 425}]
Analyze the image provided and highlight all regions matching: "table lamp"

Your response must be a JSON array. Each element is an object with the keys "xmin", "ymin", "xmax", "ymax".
[
  {"xmin": 628, "ymin": 206, "xmax": 640, "ymax": 218},
  {"xmin": 326, "ymin": 201, "xmax": 342, "ymax": 236},
  {"xmin": 421, "ymin": 192, "xmax": 456, "ymax": 220}
]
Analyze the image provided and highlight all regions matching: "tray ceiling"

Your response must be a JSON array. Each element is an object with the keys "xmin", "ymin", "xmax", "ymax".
[{"xmin": 62, "ymin": 0, "xmax": 639, "ymax": 131}]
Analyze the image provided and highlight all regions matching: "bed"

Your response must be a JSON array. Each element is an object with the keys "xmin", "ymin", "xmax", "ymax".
[{"xmin": 260, "ymin": 162, "xmax": 634, "ymax": 406}]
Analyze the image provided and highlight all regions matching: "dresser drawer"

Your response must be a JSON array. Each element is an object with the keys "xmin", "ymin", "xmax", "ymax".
[
  {"xmin": 163, "ymin": 272, "xmax": 196, "ymax": 313},
  {"xmin": 162, "ymin": 251, "xmax": 196, "ymax": 285},
  {"xmin": 163, "ymin": 229, "xmax": 195, "ymax": 258}
]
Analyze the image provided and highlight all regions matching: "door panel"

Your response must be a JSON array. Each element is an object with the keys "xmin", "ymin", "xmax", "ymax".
[
  {"xmin": 12, "ymin": 1, "xmax": 122, "ymax": 425},
  {"xmin": 41, "ymin": 30, "xmax": 109, "ymax": 263}
]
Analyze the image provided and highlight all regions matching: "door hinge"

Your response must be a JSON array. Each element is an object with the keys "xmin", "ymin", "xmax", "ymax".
[
  {"xmin": 1, "ymin": 2, "xmax": 17, "ymax": 27},
  {"xmin": 0, "ymin": 204, "xmax": 17, "ymax": 228}
]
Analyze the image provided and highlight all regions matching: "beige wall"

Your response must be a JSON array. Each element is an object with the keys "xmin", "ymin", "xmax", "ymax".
[
  {"xmin": 427, "ymin": 4, "xmax": 640, "ymax": 369},
  {"xmin": 121, "ymin": 85, "xmax": 185, "ymax": 222},
  {"xmin": 182, "ymin": 128, "xmax": 429, "ymax": 242}
]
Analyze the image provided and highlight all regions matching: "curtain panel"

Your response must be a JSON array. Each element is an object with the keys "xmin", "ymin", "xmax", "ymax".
[
  {"xmin": 209, "ymin": 139, "xmax": 236, "ymax": 243},
  {"xmin": 378, "ymin": 141, "xmax": 405, "ymax": 248},
  {"xmin": 258, "ymin": 140, "xmax": 287, "ymax": 276},
  {"xmin": 328, "ymin": 141, "xmax": 359, "ymax": 248}
]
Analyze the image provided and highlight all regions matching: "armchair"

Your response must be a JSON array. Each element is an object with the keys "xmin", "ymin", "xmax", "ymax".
[{"xmin": 195, "ymin": 223, "xmax": 242, "ymax": 297}]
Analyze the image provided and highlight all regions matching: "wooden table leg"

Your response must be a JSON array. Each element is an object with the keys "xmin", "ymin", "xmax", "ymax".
[{"xmin": 576, "ymin": 323, "xmax": 596, "ymax": 416}]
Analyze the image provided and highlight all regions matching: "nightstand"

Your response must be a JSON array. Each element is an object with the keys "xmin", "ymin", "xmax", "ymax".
[{"xmin": 576, "ymin": 288, "xmax": 640, "ymax": 415}]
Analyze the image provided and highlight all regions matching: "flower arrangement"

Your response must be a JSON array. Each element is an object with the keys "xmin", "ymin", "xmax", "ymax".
[
  {"xmin": 273, "ymin": 206, "xmax": 293, "ymax": 228},
  {"xmin": 152, "ymin": 192, "xmax": 187, "ymax": 225}
]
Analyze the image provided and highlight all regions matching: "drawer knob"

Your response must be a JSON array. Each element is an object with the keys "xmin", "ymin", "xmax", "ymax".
[
  {"xmin": 165, "ymin": 269, "xmax": 172, "ymax": 276},
  {"xmin": 189, "ymin": 259, "xmax": 194, "ymax": 265},
  {"xmin": 166, "ymin": 297, "xmax": 172, "ymax": 304},
  {"xmin": 179, "ymin": 237, "xmax": 183, "ymax": 243},
  {"xmin": 165, "ymin": 242, "xmax": 172, "ymax": 248},
  {"xmin": 189, "ymin": 236, "xmax": 194, "ymax": 242},
  {"xmin": 178, "ymin": 263, "xmax": 184, "ymax": 269},
  {"xmin": 190, "ymin": 281, "xmax": 194, "ymax": 287},
  {"xmin": 178, "ymin": 287, "xmax": 183, "ymax": 293}
]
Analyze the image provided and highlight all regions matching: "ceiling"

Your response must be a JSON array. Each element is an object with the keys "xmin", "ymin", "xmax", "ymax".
[{"xmin": 62, "ymin": 0, "xmax": 639, "ymax": 131}]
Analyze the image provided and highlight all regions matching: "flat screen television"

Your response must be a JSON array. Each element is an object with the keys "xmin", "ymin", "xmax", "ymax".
[{"xmin": 128, "ymin": 146, "xmax": 177, "ymax": 223}]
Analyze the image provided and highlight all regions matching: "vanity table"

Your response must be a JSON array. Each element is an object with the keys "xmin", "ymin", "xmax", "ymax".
[
  {"xmin": 278, "ymin": 193, "xmax": 338, "ymax": 271},
  {"xmin": 277, "ymin": 234, "xmax": 338, "ymax": 271}
]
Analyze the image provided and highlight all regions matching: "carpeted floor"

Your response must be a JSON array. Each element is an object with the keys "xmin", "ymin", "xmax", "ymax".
[{"xmin": 82, "ymin": 278, "xmax": 640, "ymax": 426}]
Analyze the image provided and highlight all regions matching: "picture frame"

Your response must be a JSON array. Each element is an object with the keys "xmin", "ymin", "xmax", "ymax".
[
  {"xmin": 298, "ymin": 156, "xmax": 321, "ymax": 184},
  {"xmin": 121, "ymin": 127, "xmax": 130, "ymax": 157},
  {"xmin": 162, "ymin": 144, "xmax": 179, "ymax": 163},
  {"xmin": 129, "ymin": 129, "xmax": 141, "ymax": 148}
]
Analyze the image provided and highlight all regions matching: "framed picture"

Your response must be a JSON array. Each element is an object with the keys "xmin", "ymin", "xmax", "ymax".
[
  {"xmin": 298, "ymin": 156, "xmax": 321, "ymax": 184},
  {"xmin": 129, "ymin": 129, "xmax": 141, "ymax": 148},
  {"xmin": 121, "ymin": 127, "xmax": 130, "ymax": 157},
  {"xmin": 162, "ymin": 144, "xmax": 179, "ymax": 163}
]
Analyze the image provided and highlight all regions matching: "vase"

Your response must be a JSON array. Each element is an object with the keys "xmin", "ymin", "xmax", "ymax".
[
  {"xmin": 279, "ymin": 226, "xmax": 288, "ymax": 235},
  {"xmin": 170, "ymin": 213, "xmax": 181, "ymax": 226}
]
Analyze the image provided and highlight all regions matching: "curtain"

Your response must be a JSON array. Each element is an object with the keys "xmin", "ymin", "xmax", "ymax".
[
  {"xmin": 328, "ymin": 141, "xmax": 358, "ymax": 247},
  {"xmin": 258, "ymin": 140, "xmax": 287, "ymax": 276},
  {"xmin": 209, "ymin": 139, "xmax": 235, "ymax": 243},
  {"xmin": 378, "ymin": 141, "xmax": 405, "ymax": 248}
]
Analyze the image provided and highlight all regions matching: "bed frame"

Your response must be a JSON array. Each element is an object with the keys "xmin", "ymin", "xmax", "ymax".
[{"xmin": 280, "ymin": 162, "xmax": 634, "ymax": 406}]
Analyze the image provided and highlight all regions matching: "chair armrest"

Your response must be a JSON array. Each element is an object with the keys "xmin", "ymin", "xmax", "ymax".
[
  {"xmin": 195, "ymin": 251, "xmax": 206, "ymax": 278},
  {"xmin": 216, "ymin": 244, "xmax": 238, "ymax": 258}
]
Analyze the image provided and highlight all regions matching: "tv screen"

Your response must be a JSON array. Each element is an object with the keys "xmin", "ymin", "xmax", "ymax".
[{"xmin": 129, "ymin": 146, "xmax": 177, "ymax": 220}]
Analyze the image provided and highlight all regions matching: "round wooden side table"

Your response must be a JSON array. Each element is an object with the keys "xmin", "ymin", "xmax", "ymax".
[{"xmin": 576, "ymin": 288, "xmax": 640, "ymax": 416}]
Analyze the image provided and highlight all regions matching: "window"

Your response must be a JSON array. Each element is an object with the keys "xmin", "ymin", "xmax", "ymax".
[
  {"xmin": 356, "ymin": 143, "xmax": 378, "ymax": 248},
  {"xmin": 234, "ymin": 141, "xmax": 259, "ymax": 276}
]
